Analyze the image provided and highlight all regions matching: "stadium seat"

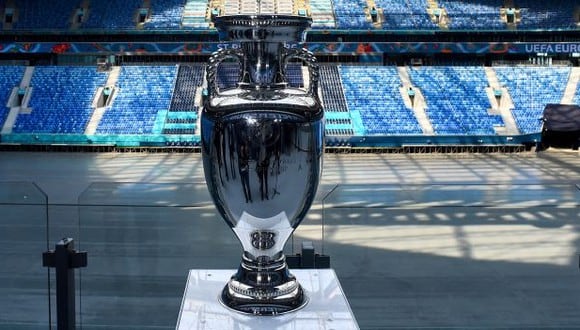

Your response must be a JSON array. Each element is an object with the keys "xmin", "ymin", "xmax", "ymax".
[
  {"xmin": 495, "ymin": 66, "xmax": 571, "ymax": 133},
  {"xmin": 12, "ymin": 66, "xmax": 108, "ymax": 134},
  {"xmin": 0, "ymin": 66, "xmax": 25, "ymax": 128},
  {"xmin": 408, "ymin": 66, "xmax": 503, "ymax": 135},
  {"xmin": 340, "ymin": 66, "xmax": 422, "ymax": 135},
  {"xmin": 96, "ymin": 65, "xmax": 178, "ymax": 134}
]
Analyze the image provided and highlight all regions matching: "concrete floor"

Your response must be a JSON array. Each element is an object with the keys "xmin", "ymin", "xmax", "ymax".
[{"xmin": 0, "ymin": 150, "xmax": 579, "ymax": 329}]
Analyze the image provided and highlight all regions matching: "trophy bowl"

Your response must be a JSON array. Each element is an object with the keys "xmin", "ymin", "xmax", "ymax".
[{"xmin": 200, "ymin": 14, "xmax": 324, "ymax": 315}]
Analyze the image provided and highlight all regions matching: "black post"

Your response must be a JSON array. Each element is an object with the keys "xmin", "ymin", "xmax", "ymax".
[
  {"xmin": 286, "ymin": 241, "xmax": 330, "ymax": 269},
  {"xmin": 43, "ymin": 238, "xmax": 87, "ymax": 330}
]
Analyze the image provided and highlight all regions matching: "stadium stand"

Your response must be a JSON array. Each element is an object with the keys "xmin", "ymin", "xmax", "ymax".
[
  {"xmin": 8, "ymin": 0, "xmax": 75, "ymax": 30},
  {"xmin": 96, "ymin": 65, "xmax": 178, "ymax": 134},
  {"xmin": 340, "ymin": 66, "xmax": 422, "ymax": 135},
  {"xmin": 169, "ymin": 65, "xmax": 204, "ymax": 112},
  {"xmin": 12, "ymin": 66, "xmax": 108, "ymax": 134},
  {"xmin": 408, "ymin": 66, "xmax": 504, "ymax": 135},
  {"xmin": 285, "ymin": 63, "xmax": 304, "ymax": 88},
  {"xmin": 376, "ymin": 0, "xmax": 438, "ymax": 30},
  {"xmin": 164, "ymin": 65, "xmax": 204, "ymax": 135},
  {"xmin": 0, "ymin": 66, "xmax": 25, "ymax": 128},
  {"xmin": 1, "ymin": 0, "xmax": 578, "ymax": 31},
  {"xmin": 144, "ymin": 0, "xmax": 186, "ymax": 29},
  {"xmin": 515, "ymin": 0, "xmax": 578, "ymax": 30},
  {"xmin": 438, "ymin": 0, "xmax": 505, "ymax": 30},
  {"xmin": 319, "ymin": 65, "xmax": 356, "ymax": 136},
  {"xmin": 83, "ymin": 0, "xmax": 142, "ymax": 29},
  {"xmin": 495, "ymin": 66, "xmax": 571, "ymax": 134},
  {"xmin": 216, "ymin": 62, "xmax": 241, "ymax": 90},
  {"xmin": 333, "ymin": 0, "xmax": 372, "ymax": 29}
]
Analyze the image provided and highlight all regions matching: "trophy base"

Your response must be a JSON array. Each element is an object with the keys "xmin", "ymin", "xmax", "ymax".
[
  {"xmin": 219, "ymin": 281, "xmax": 308, "ymax": 316},
  {"xmin": 218, "ymin": 254, "xmax": 309, "ymax": 316}
]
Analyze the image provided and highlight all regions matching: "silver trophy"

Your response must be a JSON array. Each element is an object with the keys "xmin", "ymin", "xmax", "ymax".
[{"xmin": 200, "ymin": 14, "xmax": 324, "ymax": 315}]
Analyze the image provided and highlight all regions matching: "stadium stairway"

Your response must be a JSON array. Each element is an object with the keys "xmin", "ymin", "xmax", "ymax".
[
  {"xmin": 309, "ymin": 0, "xmax": 336, "ymax": 28},
  {"xmin": 182, "ymin": 0, "xmax": 210, "ymax": 28},
  {"xmin": 1, "ymin": 67, "xmax": 33, "ymax": 134},
  {"xmin": 484, "ymin": 67, "xmax": 519, "ymax": 135},
  {"xmin": 426, "ymin": 0, "xmax": 449, "ymax": 29},
  {"xmin": 364, "ymin": 0, "xmax": 383, "ymax": 28},
  {"xmin": 561, "ymin": 66, "xmax": 580, "ymax": 105},
  {"xmin": 85, "ymin": 67, "xmax": 120, "ymax": 135},
  {"xmin": 397, "ymin": 66, "xmax": 433, "ymax": 135},
  {"xmin": 70, "ymin": 0, "xmax": 90, "ymax": 29}
]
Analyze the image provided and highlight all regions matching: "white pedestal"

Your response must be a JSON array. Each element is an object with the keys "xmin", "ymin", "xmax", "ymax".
[{"xmin": 176, "ymin": 269, "xmax": 359, "ymax": 329}]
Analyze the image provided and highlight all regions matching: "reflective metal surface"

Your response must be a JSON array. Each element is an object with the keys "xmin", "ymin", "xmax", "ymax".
[
  {"xmin": 202, "ymin": 111, "xmax": 324, "ymax": 258},
  {"xmin": 201, "ymin": 14, "xmax": 324, "ymax": 315}
]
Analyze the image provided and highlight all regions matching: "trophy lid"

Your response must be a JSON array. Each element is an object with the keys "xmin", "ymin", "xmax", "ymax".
[{"xmin": 213, "ymin": 15, "xmax": 312, "ymax": 43}]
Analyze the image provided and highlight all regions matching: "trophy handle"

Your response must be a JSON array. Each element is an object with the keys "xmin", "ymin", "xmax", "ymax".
[
  {"xmin": 206, "ymin": 48, "xmax": 244, "ymax": 98},
  {"xmin": 282, "ymin": 48, "xmax": 321, "ymax": 105}
]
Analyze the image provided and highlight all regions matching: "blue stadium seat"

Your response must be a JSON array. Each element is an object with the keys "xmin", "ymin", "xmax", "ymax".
[
  {"xmin": 144, "ymin": 0, "xmax": 185, "ymax": 30},
  {"xmin": 0, "ymin": 66, "xmax": 25, "ymax": 127},
  {"xmin": 495, "ymin": 66, "xmax": 571, "ymax": 133},
  {"xmin": 12, "ymin": 66, "xmax": 108, "ymax": 134},
  {"xmin": 408, "ymin": 66, "xmax": 503, "ymax": 135},
  {"xmin": 340, "ymin": 66, "xmax": 422, "ymax": 135},
  {"xmin": 515, "ymin": 0, "xmax": 578, "ymax": 30},
  {"xmin": 333, "ymin": 0, "xmax": 373, "ymax": 29},
  {"xmin": 96, "ymin": 65, "xmax": 178, "ymax": 134},
  {"xmin": 83, "ymin": 0, "xmax": 142, "ymax": 29},
  {"xmin": 170, "ymin": 65, "xmax": 204, "ymax": 112},
  {"xmin": 438, "ymin": 0, "xmax": 505, "ymax": 30},
  {"xmin": 10, "ymin": 0, "xmax": 75, "ymax": 30},
  {"xmin": 319, "ymin": 65, "xmax": 356, "ymax": 136},
  {"xmin": 376, "ymin": 0, "xmax": 438, "ymax": 30}
]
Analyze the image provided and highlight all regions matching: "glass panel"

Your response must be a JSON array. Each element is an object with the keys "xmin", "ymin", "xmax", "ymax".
[
  {"xmin": 0, "ymin": 182, "xmax": 48, "ymax": 329},
  {"xmin": 78, "ymin": 182, "xmax": 240, "ymax": 329},
  {"xmin": 322, "ymin": 183, "xmax": 580, "ymax": 329}
]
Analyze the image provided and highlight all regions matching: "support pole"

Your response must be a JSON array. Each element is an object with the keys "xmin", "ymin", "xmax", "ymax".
[{"xmin": 42, "ymin": 238, "xmax": 87, "ymax": 330}]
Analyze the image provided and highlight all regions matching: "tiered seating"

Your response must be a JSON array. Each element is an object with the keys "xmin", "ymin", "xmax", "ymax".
[
  {"xmin": 216, "ymin": 62, "xmax": 240, "ymax": 89},
  {"xmin": 438, "ymin": 0, "xmax": 505, "ymax": 30},
  {"xmin": 515, "ymin": 0, "xmax": 578, "ymax": 30},
  {"xmin": 376, "ymin": 0, "xmax": 437, "ymax": 30},
  {"xmin": 213, "ymin": 63, "xmax": 302, "ymax": 89},
  {"xmin": 340, "ymin": 66, "xmax": 422, "ymax": 135},
  {"xmin": 0, "ymin": 66, "xmax": 25, "ymax": 127},
  {"xmin": 495, "ymin": 66, "xmax": 571, "ymax": 134},
  {"xmin": 169, "ymin": 65, "xmax": 204, "ymax": 112},
  {"xmin": 164, "ymin": 65, "xmax": 204, "ymax": 134},
  {"xmin": 96, "ymin": 66, "xmax": 177, "ymax": 134},
  {"xmin": 319, "ymin": 65, "xmax": 354, "ymax": 136},
  {"xmin": 408, "ymin": 66, "xmax": 503, "ymax": 135},
  {"xmin": 144, "ymin": 0, "xmax": 185, "ymax": 29},
  {"xmin": 83, "ymin": 0, "xmax": 142, "ymax": 29},
  {"xmin": 10, "ymin": 0, "xmax": 75, "ymax": 30},
  {"xmin": 286, "ymin": 63, "xmax": 304, "ymax": 88},
  {"xmin": 333, "ymin": 0, "xmax": 372, "ymax": 29},
  {"xmin": 12, "ymin": 67, "xmax": 108, "ymax": 134},
  {"xmin": 319, "ymin": 66, "xmax": 348, "ymax": 112}
]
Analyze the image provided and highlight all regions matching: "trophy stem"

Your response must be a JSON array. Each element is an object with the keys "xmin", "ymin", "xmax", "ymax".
[{"xmin": 219, "ymin": 252, "xmax": 308, "ymax": 315}]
